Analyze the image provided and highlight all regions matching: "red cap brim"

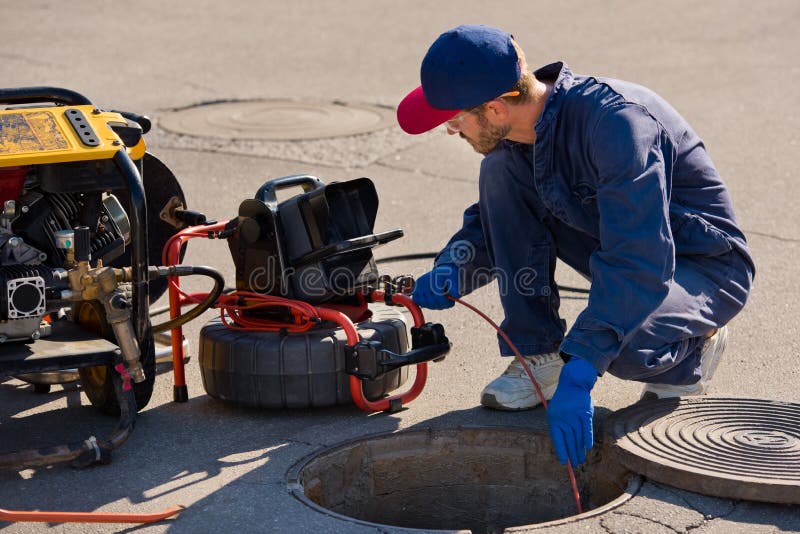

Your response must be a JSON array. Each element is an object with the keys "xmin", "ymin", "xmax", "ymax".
[{"xmin": 397, "ymin": 85, "xmax": 460, "ymax": 134}]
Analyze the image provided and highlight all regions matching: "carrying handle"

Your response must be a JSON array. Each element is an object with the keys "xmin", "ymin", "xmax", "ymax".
[
  {"xmin": 0, "ymin": 87, "xmax": 151, "ymax": 135},
  {"xmin": 110, "ymin": 110, "xmax": 152, "ymax": 134},
  {"xmin": 289, "ymin": 229, "xmax": 404, "ymax": 266},
  {"xmin": 256, "ymin": 174, "xmax": 325, "ymax": 208},
  {"xmin": 0, "ymin": 87, "xmax": 92, "ymax": 106}
]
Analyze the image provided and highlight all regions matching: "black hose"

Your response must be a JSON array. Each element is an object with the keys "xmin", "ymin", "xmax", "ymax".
[
  {"xmin": 149, "ymin": 286, "xmax": 235, "ymax": 318},
  {"xmin": 150, "ymin": 265, "xmax": 225, "ymax": 333},
  {"xmin": 375, "ymin": 253, "xmax": 444, "ymax": 263},
  {"xmin": 552, "ymin": 284, "xmax": 591, "ymax": 294},
  {"xmin": 114, "ymin": 150, "xmax": 150, "ymax": 343},
  {"xmin": 148, "ymin": 304, "xmax": 172, "ymax": 318},
  {"xmin": 0, "ymin": 360, "xmax": 136, "ymax": 469},
  {"xmin": 375, "ymin": 252, "xmax": 591, "ymax": 294}
]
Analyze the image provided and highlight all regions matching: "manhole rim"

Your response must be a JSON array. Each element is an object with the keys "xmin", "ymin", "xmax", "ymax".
[
  {"xmin": 286, "ymin": 426, "xmax": 643, "ymax": 532},
  {"xmin": 156, "ymin": 97, "xmax": 397, "ymax": 142}
]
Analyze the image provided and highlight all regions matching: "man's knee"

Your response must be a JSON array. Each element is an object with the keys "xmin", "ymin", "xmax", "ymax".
[{"xmin": 606, "ymin": 336, "xmax": 703, "ymax": 384}]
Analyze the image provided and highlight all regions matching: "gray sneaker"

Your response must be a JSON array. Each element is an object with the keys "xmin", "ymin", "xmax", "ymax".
[
  {"xmin": 480, "ymin": 352, "xmax": 563, "ymax": 410},
  {"xmin": 640, "ymin": 325, "xmax": 729, "ymax": 400}
]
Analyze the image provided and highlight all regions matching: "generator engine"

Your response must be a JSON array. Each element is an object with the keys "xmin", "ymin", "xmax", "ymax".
[{"xmin": 0, "ymin": 166, "xmax": 130, "ymax": 342}]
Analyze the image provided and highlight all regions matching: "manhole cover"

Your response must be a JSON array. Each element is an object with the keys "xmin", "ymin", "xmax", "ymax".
[
  {"xmin": 606, "ymin": 397, "xmax": 800, "ymax": 504},
  {"xmin": 158, "ymin": 100, "xmax": 395, "ymax": 141},
  {"xmin": 287, "ymin": 427, "xmax": 640, "ymax": 533}
]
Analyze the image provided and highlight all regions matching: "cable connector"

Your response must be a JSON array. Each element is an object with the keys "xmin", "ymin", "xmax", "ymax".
[
  {"xmin": 173, "ymin": 209, "xmax": 207, "ymax": 227},
  {"xmin": 148, "ymin": 265, "xmax": 194, "ymax": 280},
  {"xmin": 212, "ymin": 219, "xmax": 239, "ymax": 240},
  {"xmin": 376, "ymin": 275, "xmax": 414, "ymax": 305}
]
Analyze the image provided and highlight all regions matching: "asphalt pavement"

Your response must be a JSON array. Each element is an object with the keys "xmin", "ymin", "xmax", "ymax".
[{"xmin": 1, "ymin": 1, "xmax": 799, "ymax": 532}]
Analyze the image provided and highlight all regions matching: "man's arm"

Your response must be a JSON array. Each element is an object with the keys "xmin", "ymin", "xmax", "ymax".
[
  {"xmin": 559, "ymin": 103, "xmax": 675, "ymax": 373},
  {"xmin": 434, "ymin": 202, "xmax": 494, "ymax": 294}
]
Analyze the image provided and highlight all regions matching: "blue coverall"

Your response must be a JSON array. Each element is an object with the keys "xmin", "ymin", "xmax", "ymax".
[{"xmin": 435, "ymin": 62, "xmax": 755, "ymax": 385}]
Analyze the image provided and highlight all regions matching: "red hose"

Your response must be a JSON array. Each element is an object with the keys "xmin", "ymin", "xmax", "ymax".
[
  {"xmin": 0, "ymin": 506, "xmax": 184, "ymax": 524},
  {"xmin": 446, "ymin": 295, "xmax": 583, "ymax": 515}
]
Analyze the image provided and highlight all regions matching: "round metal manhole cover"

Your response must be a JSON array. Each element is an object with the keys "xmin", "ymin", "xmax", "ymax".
[
  {"xmin": 158, "ymin": 100, "xmax": 395, "ymax": 141},
  {"xmin": 287, "ymin": 427, "xmax": 641, "ymax": 533},
  {"xmin": 606, "ymin": 397, "xmax": 800, "ymax": 504}
]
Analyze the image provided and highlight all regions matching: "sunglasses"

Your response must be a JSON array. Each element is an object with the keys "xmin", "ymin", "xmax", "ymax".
[{"xmin": 445, "ymin": 91, "xmax": 520, "ymax": 132}]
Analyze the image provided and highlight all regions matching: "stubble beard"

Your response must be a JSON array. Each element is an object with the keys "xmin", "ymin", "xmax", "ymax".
[{"xmin": 460, "ymin": 112, "xmax": 511, "ymax": 155}]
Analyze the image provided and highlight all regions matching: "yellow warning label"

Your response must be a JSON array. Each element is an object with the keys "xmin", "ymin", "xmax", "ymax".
[{"xmin": 0, "ymin": 111, "xmax": 70, "ymax": 155}]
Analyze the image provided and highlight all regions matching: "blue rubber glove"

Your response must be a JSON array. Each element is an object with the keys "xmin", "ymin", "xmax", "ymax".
[
  {"xmin": 547, "ymin": 356, "xmax": 598, "ymax": 466},
  {"xmin": 411, "ymin": 264, "xmax": 461, "ymax": 310}
]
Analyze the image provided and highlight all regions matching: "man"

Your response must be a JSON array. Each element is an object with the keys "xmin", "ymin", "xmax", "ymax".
[{"xmin": 398, "ymin": 25, "xmax": 754, "ymax": 467}]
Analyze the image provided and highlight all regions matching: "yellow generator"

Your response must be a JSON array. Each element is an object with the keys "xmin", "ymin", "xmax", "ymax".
[{"xmin": 0, "ymin": 87, "xmax": 187, "ymax": 468}]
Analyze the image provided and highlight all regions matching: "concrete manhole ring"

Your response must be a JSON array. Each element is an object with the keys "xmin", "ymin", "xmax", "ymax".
[
  {"xmin": 607, "ymin": 396, "xmax": 800, "ymax": 504},
  {"xmin": 286, "ymin": 427, "xmax": 641, "ymax": 533},
  {"xmin": 158, "ymin": 99, "xmax": 395, "ymax": 141}
]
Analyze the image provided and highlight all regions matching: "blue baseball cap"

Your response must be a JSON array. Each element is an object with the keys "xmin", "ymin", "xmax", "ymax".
[{"xmin": 397, "ymin": 25, "xmax": 520, "ymax": 134}]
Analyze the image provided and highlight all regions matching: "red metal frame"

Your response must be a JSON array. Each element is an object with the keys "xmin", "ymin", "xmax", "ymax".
[
  {"xmin": 163, "ymin": 225, "xmax": 430, "ymax": 413},
  {"xmin": 163, "ymin": 221, "xmax": 230, "ymax": 394},
  {"xmin": 318, "ymin": 291, "xmax": 429, "ymax": 413}
]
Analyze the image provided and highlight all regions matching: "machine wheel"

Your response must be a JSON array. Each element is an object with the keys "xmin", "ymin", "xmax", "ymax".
[
  {"xmin": 75, "ymin": 300, "xmax": 156, "ymax": 415},
  {"xmin": 198, "ymin": 305, "xmax": 410, "ymax": 408}
]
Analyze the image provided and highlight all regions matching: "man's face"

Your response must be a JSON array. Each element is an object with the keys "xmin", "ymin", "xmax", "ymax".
[{"xmin": 447, "ymin": 108, "xmax": 511, "ymax": 155}]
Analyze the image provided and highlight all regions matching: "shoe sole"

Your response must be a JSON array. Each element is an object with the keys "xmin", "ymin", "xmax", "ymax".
[
  {"xmin": 481, "ymin": 393, "xmax": 535, "ymax": 411},
  {"xmin": 480, "ymin": 385, "xmax": 556, "ymax": 411}
]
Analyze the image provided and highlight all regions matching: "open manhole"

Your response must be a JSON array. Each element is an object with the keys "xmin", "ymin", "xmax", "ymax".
[
  {"xmin": 158, "ymin": 99, "xmax": 395, "ymax": 141},
  {"xmin": 607, "ymin": 396, "xmax": 800, "ymax": 504},
  {"xmin": 287, "ymin": 427, "xmax": 640, "ymax": 533}
]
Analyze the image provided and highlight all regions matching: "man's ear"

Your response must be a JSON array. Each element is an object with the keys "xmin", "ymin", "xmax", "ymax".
[{"xmin": 485, "ymin": 99, "xmax": 509, "ymax": 120}]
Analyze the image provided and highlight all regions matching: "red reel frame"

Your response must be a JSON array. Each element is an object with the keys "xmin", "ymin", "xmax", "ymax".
[
  {"xmin": 316, "ymin": 291, "xmax": 429, "ymax": 413},
  {"xmin": 163, "ymin": 223, "xmax": 432, "ymax": 413}
]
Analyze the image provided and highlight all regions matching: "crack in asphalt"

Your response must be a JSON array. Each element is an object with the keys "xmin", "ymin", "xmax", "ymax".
[
  {"xmin": 151, "ymin": 75, "xmax": 219, "ymax": 95},
  {"xmin": 230, "ymin": 478, "xmax": 284, "ymax": 487},
  {"xmin": 742, "ymin": 229, "xmax": 800, "ymax": 243},
  {"xmin": 622, "ymin": 483, "xmax": 744, "ymax": 533},
  {"xmin": 144, "ymin": 142, "xmax": 339, "ymax": 170},
  {"xmin": 285, "ymin": 438, "xmax": 316, "ymax": 448},
  {"xmin": 684, "ymin": 501, "xmax": 741, "ymax": 533},
  {"xmin": 652, "ymin": 482, "xmax": 737, "ymax": 520},
  {"xmin": 0, "ymin": 52, "xmax": 55, "ymax": 68},
  {"xmin": 603, "ymin": 510, "xmax": 682, "ymax": 533},
  {"xmin": 148, "ymin": 132, "xmax": 417, "ymax": 169},
  {"xmin": 373, "ymin": 160, "xmax": 477, "ymax": 184}
]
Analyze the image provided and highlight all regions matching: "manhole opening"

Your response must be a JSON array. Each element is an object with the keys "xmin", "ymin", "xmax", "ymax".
[{"xmin": 289, "ymin": 427, "xmax": 639, "ymax": 533}]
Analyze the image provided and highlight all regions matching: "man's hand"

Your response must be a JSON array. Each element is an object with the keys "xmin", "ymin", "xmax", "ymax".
[
  {"xmin": 411, "ymin": 264, "xmax": 461, "ymax": 310},
  {"xmin": 547, "ymin": 357, "xmax": 598, "ymax": 466}
]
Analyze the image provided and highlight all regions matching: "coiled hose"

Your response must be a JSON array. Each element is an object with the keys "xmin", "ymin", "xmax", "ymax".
[{"xmin": 148, "ymin": 265, "xmax": 224, "ymax": 334}]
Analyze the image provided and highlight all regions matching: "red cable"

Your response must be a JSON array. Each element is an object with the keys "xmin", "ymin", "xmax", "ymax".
[
  {"xmin": 165, "ymin": 284, "xmax": 321, "ymax": 333},
  {"xmin": 216, "ymin": 292, "xmax": 319, "ymax": 333},
  {"xmin": 447, "ymin": 295, "xmax": 583, "ymax": 515},
  {"xmin": 0, "ymin": 506, "xmax": 183, "ymax": 524}
]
